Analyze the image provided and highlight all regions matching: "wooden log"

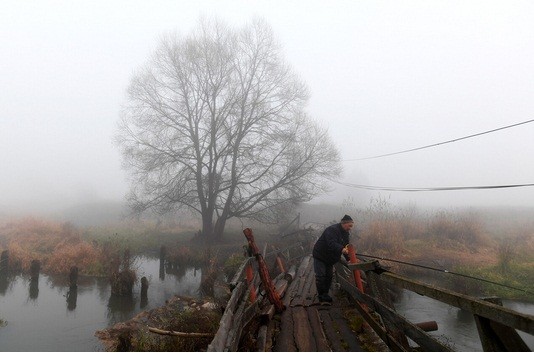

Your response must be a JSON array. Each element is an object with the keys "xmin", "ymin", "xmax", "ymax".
[
  {"xmin": 284, "ymin": 264, "xmax": 297, "ymax": 282},
  {"xmin": 148, "ymin": 326, "xmax": 214, "ymax": 338},
  {"xmin": 275, "ymin": 280, "xmax": 289, "ymax": 299},
  {"xmin": 416, "ymin": 321, "xmax": 438, "ymax": 332}
]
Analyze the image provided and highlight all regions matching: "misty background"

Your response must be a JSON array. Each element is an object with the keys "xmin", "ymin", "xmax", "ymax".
[{"xmin": 1, "ymin": 0, "xmax": 533, "ymax": 225}]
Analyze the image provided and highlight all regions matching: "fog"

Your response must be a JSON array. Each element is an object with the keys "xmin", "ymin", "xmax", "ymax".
[{"xmin": 1, "ymin": 1, "xmax": 534, "ymax": 220}]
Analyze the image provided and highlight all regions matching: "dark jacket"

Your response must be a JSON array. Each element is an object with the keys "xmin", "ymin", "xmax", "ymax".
[{"xmin": 312, "ymin": 223, "xmax": 350, "ymax": 265}]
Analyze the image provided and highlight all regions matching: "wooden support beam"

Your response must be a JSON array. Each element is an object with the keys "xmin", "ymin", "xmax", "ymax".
[
  {"xmin": 380, "ymin": 272, "xmax": 534, "ymax": 335},
  {"xmin": 337, "ymin": 274, "xmax": 451, "ymax": 351},
  {"xmin": 474, "ymin": 297, "xmax": 530, "ymax": 352},
  {"xmin": 347, "ymin": 260, "xmax": 381, "ymax": 272},
  {"xmin": 336, "ymin": 272, "xmax": 406, "ymax": 351}
]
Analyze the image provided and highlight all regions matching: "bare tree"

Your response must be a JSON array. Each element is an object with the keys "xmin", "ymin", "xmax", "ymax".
[{"xmin": 116, "ymin": 18, "xmax": 341, "ymax": 239}]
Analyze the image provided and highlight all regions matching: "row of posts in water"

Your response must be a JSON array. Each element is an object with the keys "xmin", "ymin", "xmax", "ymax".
[{"xmin": 0, "ymin": 249, "xmax": 151, "ymax": 310}]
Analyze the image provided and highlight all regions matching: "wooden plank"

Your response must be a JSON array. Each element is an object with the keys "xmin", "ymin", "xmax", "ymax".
[
  {"xmin": 318, "ymin": 309, "xmax": 345, "ymax": 352},
  {"xmin": 208, "ymin": 281, "xmax": 247, "ymax": 352},
  {"xmin": 293, "ymin": 259, "xmax": 312, "ymax": 307},
  {"xmin": 306, "ymin": 307, "xmax": 331, "ymax": 351},
  {"xmin": 330, "ymin": 307, "xmax": 362, "ymax": 351},
  {"xmin": 380, "ymin": 272, "xmax": 534, "ymax": 335},
  {"xmin": 283, "ymin": 273, "xmax": 301, "ymax": 308},
  {"xmin": 225, "ymin": 289, "xmax": 249, "ymax": 352},
  {"xmin": 284, "ymin": 259, "xmax": 306, "ymax": 307},
  {"xmin": 274, "ymin": 307, "xmax": 297, "ymax": 352},
  {"xmin": 266, "ymin": 318, "xmax": 276, "ymax": 352},
  {"xmin": 257, "ymin": 325, "xmax": 268, "ymax": 352},
  {"xmin": 293, "ymin": 306, "xmax": 316, "ymax": 351},
  {"xmin": 301, "ymin": 262, "xmax": 317, "ymax": 307},
  {"xmin": 229, "ymin": 257, "xmax": 253, "ymax": 289}
]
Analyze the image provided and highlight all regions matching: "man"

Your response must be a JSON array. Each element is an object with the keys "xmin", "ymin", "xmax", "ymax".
[{"xmin": 312, "ymin": 214, "xmax": 354, "ymax": 304}]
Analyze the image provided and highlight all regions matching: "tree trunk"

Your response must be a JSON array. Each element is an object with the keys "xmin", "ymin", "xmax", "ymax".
[
  {"xmin": 202, "ymin": 212, "xmax": 214, "ymax": 238},
  {"xmin": 213, "ymin": 217, "xmax": 227, "ymax": 240}
]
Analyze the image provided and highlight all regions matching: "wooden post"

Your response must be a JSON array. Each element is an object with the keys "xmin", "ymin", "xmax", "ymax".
[
  {"xmin": 69, "ymin": 266, "xmax": 79, "ymax": 289},
  {"xmin": 243, "ymin": 228, "xmax": 284, "ymax": 313},
  {"xmin": 159, "ymin": 249, "xmax": 165, "ymax": 281},
  {"xmin": 245, "ymin": 264, "xmax": 257, "ymax": 302},
  {"xmin": 141, "ymin": 276, "xmax": 148, "ymax": 308},
  {"xmin": 30, "ymin": 259, "xmax": 41, "ymax": 282},
  {"xmin": 29, "ymin": 260, "xmax": 40, "ymax": 300},
  {"xmin": 67, "ymin": 287, "xmax": 78, "ymax": 310},
  {"xmin": 276, "ymin": 255, "xmax": 286, "ymax": 273},
  {"xmin": 0, "ymin": 250, "xmax": 8, "ymax": 273},
  {"xmin": 347, "ymin": 244, "xmax": 364, "ymax": 293}
]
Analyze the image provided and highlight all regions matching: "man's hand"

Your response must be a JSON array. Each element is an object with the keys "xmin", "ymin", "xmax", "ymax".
[{"xmin": 342, "ymin": 245, "xmax": 349, "ymax": 255}]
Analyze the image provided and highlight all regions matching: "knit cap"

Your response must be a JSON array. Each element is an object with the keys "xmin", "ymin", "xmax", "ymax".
[{"xmin": 341, "ymin": 215, "xmax": 353, "ymax": 223}]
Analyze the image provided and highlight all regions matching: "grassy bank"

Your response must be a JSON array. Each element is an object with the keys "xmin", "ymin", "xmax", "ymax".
[{"xmin": 351, "ymin": 200, "xmax": 534, "ymax": 301}]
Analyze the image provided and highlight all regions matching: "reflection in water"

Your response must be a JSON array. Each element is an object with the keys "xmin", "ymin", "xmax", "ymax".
[
  {"xmin": 29, "ymin": 278, "xmax": 39, "ymax": 300},
  {"xmin": 0, "ymin": 256, "xmax": 203, "ymax": 351},
  {"xmin": 159, "ymin": 260, "xmax": 165, "ymax": 280},
  {"xmin": 0, "ymin": 273, "xmax": 9, "ymax": 295},
  {"xmin": 66, "ymin": 287, "xmax": 78, "ymax": 311},
  {"xmin": 166, "ymin": 263, "xmax": 188, "ymax": 279},
  {"xmin": 107, "ymin": 294, "xmax": 137, "ymax": 325}
]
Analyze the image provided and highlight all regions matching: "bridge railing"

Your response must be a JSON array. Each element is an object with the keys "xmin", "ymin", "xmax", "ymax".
[
  {"xmin": 336, "ymin": 258, "xmax": 534, "ymax": 352},
  {"xmin": 208, "ymin": 228, "xmax": 300, "ymax": 352}
]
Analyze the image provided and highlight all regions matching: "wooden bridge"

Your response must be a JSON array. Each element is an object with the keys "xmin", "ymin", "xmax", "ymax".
[{"xmin": 207, "ymin": 228, "xmax": 534, "ymax": 352}]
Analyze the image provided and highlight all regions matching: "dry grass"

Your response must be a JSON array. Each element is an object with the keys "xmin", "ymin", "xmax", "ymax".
[{"xmin": 0, "ymin": 218, "xmax": 125, "ymax": 276}]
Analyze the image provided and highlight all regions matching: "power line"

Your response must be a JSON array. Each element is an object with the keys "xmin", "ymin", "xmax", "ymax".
[
  {"xmin": 356, "ymin": 252, "xmax": 534, "ymax": 296},
  {"xmin": 334, "ymin": 180, "xmax": 534, "ymax": 192},
  {"xmin": 345, "ymin": 118, "xmax": 534, "ymax": 161}
]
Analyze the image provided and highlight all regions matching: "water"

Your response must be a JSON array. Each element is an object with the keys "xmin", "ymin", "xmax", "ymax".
[
  {"xmin": 0, "ymin": 257, "xmax": 202, "ymax": 351},
  {"xmin": 395, "ymin": 290, "xmax": 534, "ymax": 351}
]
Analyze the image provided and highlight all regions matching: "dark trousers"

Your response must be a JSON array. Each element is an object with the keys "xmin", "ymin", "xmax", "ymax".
[{"xmin": 313, "ymin": 257, "xmax": 333, "ymax": 299}]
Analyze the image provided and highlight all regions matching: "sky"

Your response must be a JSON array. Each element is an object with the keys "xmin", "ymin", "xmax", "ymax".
[{"xmin": 1, "ymin": 0, "xmax": 533, "ymax": 216}]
